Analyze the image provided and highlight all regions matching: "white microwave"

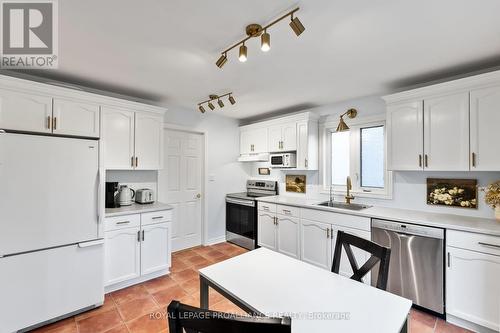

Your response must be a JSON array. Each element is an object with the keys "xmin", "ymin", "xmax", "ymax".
[{"xmin": 270, "ymin": 153, "xmax": 296, "ymax": 168}]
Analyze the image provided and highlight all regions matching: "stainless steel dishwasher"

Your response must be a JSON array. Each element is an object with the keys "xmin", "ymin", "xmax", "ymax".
[{"xmin": 371, "ymin": 219, "xmax": 445, "ymax": 314}]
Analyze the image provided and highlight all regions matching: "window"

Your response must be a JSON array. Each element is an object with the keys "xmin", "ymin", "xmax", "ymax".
[{"xmin": 322, "ymin": 117, "xmax": 392, "ymax": 199}]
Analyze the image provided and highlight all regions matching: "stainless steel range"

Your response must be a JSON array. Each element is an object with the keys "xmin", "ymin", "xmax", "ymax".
[{"xmin": 226, "ymin": 180, "xmax": 278, "ymax": 250}]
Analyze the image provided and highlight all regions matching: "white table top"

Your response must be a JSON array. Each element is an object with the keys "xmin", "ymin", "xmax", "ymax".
[{"xmin": 200, "ymin": 248, "xmax": 412, "ymax": 333}]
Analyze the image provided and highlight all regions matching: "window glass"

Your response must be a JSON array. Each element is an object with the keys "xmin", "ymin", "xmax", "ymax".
[
  {"xmin": 331, "ymin": 131, "xmax": 350, "ymax": 185},
  {"xmin": 360, "ymin": 126, "xmax": 384, "ymax": 188}
]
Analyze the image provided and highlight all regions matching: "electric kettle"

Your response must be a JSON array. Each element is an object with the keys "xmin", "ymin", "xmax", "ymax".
[{"xmin": 118, "ymin": 185, "xmax": 135, "ymax": 206}]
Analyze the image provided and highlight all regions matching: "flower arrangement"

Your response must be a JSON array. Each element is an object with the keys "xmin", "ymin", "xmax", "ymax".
[{"xmin": 483, "ymin": 181, "xmax": 500, "ymax": 209}]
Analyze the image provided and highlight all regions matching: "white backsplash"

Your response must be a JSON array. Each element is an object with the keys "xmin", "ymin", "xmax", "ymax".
[{"xmin": 106, "ymin": 170, "xmax": 158, "ymax": 200}]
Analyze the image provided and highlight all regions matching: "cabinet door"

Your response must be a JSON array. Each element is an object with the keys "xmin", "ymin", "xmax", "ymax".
[
  {"xmin": 268, "ymin": 125, "xmax": 283, "ymax": 152},
  {"xmin": 424, "ymin": 93, "xmax": 469, "ymax": 171},
  {"xmin": 104, "ymin": 227, "xmax": 141, "ymax": 286},
  {"xmin": 240, "ymin": 130, "xmax": 252, "ymax": 154},
  {"xmin": 331, "ymin": 227, "xmax": 371, "ymax": 284},
  {"xmin": 0, "ymin": 89, "xmax": 52, "ymax": 133},
  {"xmin": 252, "ymin": 128, "xmax": 268, "ymax": 153},
  {"xmin": 282, "ymin": 122, "xmax": 297, "ymax": 151},
  {"xmin": 276, "ymin": 215, "xmax": 299, "ymax": 258},
  {"xmin": 135, "ymin": 112, "xmax": 163, "ymax": 170},
  {"xmin": 102, "ymin": 107, "xmax": 135, "ymax": 169},
  {"xmin": 470, "ymin": 86, "xmax": 500, "ymax": 171},
  {"xmin": 258, "ymin": 212, "xmax": 276, "ymax": 250},
  {"xmin": 141, "ymin": 223, "xmax": 171, "ymax": 275},
  {"xmin": 386, "ymin": 101, "xmax": 424, "ymax": 170},
  {"xmin": 53, "ymin": 99, "xmax": 100, "ymax": 138},
  {"xmin": 300, "ymin": 219, "xmax": 332, "ymax": 270},
  {"xmin": 297, "ymin": 121, "xmax": 308, "ymax": 169},
  {"xmin": 446, "ymin": 247, "xmax": 500, "ymax": 331}
]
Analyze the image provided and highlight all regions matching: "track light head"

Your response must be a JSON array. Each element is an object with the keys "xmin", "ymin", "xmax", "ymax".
[
  {"xmin": 208, "ymin": 102, "xmax": 215, "ymax": 110},
  {"xmin": 229, "ymin": 95, "xmax": 236, "ymax": 105},
  {"xmin": 198, "ymin": 105, "xmax": 206, "ymax": 113},
  {"xmin": 216, "ymin": 53, "xmax": 227, "ymax": 68},
  {"xmin": 261, "ymin": 31, "xmax": 270, "ymax": 52},
  {"xmin": 239, "ymin": 43, "xmax": 247, "ymax": 62},
  {"xmin": 289, "ymin": 15, "xmax": 305, "ymax": 36},
  {"xmin": 218, "ymin": 99, "xmax": 224, "ymax": 108}
]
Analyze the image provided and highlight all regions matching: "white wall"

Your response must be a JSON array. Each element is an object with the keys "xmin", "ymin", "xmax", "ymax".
[
  {"xmin": 247, "ymin": 95, "xmax": 500, "ymax": 220},
  {"xmin": 162, "ymin": 107, "xmax": 250, "ymax": 243}
]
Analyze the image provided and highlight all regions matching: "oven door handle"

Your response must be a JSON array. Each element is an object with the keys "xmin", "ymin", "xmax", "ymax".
[{"xmin": 226, "ymin": 197, "xmax": 255, "ymax": 207}]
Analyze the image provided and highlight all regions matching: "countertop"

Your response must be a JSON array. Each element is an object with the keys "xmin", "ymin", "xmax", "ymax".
[
  {"xmin": 105, "ymin": 202, "xmax": 173, "ymax": 217},
  {"xmin": 256, "ymin": 195, "xmax": 500, "ymax": 236}
]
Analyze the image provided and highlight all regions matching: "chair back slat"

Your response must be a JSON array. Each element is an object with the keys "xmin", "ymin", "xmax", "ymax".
[
  {"xmin": 332, "ymin": 230, "xmax": 391, "ymax": 290},
  {"xmin": 168, "ymin": 301, "xmax": 292, "ymax": 333}
]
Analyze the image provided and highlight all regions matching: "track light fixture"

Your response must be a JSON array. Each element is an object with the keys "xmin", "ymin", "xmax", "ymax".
[
  {"xmin": 197, "ymin": 93, "xmax": 236, "ymax": 113},
  {"xmin": 215, "ymin": 8, "xmax": 304, "ymax": 67}
]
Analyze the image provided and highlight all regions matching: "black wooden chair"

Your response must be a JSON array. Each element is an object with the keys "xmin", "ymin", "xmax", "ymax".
[
  {"xmin": 167, "ymin": 300, "xmax": 291, "ymax": 333},
  {"xmin": 331, "ymin": 230, "xmax": 391, "ymax": 290}
]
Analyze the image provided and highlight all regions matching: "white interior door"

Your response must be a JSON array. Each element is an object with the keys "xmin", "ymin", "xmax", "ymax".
[{"xmin": 160, "ymin": 129, "xmax": 203, "ymax": 251}]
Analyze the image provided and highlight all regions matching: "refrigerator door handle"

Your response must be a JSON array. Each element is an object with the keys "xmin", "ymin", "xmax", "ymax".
[{"xmin": 78, "ymin": 239, "xmax": 104, "ymax": 248}]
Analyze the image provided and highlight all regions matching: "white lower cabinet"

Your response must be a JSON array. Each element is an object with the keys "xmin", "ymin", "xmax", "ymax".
[
  {"xmin": 104, "ymin": 210, "xmax": 172, "ymax": 290},
  {"xmin": 300, "ymin": 219, "xmax": 332, "ymax": 270},
  {"xmin": 276, "ymin": 215, "xmax": 300, "ymax": 259},
  {"xmin": 257, "ymin": 211, "xmax": 277, "ymax": 250},
  {"xmin": 257, "ymin": 205, "xmax": 299, "ymax": 258},
  {"xmin": 446, "ymin": 230, "xmax": 500, "ymax": 332},
  {"xmin": 105, "ymin": 227, "xmax": 141, "ymax": 285}
]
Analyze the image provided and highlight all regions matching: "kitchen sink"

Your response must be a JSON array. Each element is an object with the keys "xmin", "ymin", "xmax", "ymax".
[{"xmin": 316, "ymin": 201, "xmax": 371, "ymax": 211}]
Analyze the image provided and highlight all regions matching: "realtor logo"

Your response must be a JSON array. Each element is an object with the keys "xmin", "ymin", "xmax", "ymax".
[{"xmin": 1, "ymin": 0, "xmax": 58, "ymax": 68}]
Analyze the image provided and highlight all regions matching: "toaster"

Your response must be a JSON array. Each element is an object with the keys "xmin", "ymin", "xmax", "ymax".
[{"xmin": 135, "ymin": 189, "xmax": 155, "ymax": 204}]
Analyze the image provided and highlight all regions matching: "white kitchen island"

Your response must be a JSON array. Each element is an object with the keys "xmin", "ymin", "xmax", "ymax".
[{"xmin": 199, "ymin": 248, "xmax": 411, "ymax": 333}]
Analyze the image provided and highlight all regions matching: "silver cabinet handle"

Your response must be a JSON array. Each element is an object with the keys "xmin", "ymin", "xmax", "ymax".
[
  {"xmin": 116, "ymin": 221, "xmax": 130, "ymax": 225},
  {"xmin": 478, "ymin": 242, "xmax": 500, "ymax": 249},
  {"xmin": 47, "ymin": 116, "xmax": 52, "ymax": 130},
  {"xmin": 419, "ymin": 154, "xmax": 422, "ymax": 167},
  {"xmin": 53, "ymin": 117, "xmax": 57, "ymax": 130},
  {"xmin": 305, "ymin": 158, "xmax": 308, "ymax": 168},
  {"xmin": 472, "ymin": 152, "xmax": 477, "ymax": 167},
  {"xmin": 152, "ymin": 216, "xmax": 164, "ymax": 220},
  {"xmin": 424, "ymin": 154, "xmax": 429, "ymax": 168},
  {"xmin": 447, "ymin": 252, "xmax": 451, "ymax": 268},
  {"xmin": 282, "ymin": 209, "xmax": 291, "ymax": 215},
  {"xmin": 137, "ymin": 230, "xmax": 141, "ymax": 242},
  {"xmin": 142, "ymin": 230, "xmax": 145, "ymax": 241},
  {"xmin": 327, "ymin": 228, "xmax": 330, "ymax": 238}
]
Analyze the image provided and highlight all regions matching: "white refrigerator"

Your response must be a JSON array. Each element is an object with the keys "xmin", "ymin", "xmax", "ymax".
[{"xmin": 0, "ymin": 132, "xmax": 104, "ymax": 333}]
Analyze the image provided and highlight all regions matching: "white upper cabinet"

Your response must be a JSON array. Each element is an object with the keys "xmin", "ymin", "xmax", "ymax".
[
  {"xmin": 102, "ymin": 107, "xmax": 135, "ymax": 170},
  {"xmin": 134, "ymin": 112, "xmax": 163, "ymax": 170},
  {"xmin": 387, "ymin": 101, "xmax": 424, "ymax": 171},
  {"xmin": 268, "ymin": 122, "xmax": 296, "ymax": 152},
  {"xmin": 240, "ymin": 127, "xmax": 268, "ymax": 154},
  {"xmin": 52, "ymin": 99, "xmax": 100, "ymax": 138},
  {"xmin": 470, "ymin": 85, "xmax": 500, "ymax": 171},
  {"xmin": 0, "ymin": 89, "xmax": 52, "ymax": 133},
  {"xmin": 296, "ymin": 121, "xmax": 319, "ymax": 170},
  {"xmin": 423, "ymin": 92, "xmax": 470, "ymax": 171}
]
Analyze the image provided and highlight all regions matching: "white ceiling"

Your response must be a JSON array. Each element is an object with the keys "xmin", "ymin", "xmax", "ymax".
[{"xmin": 10, "ymin": 0, "xmax": 500, "ymax": 119}]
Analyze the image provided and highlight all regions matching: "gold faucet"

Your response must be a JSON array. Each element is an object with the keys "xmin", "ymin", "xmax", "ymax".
[{"xmin": 345, "ymin": 176, "xmax": 354, "ymax": 204}]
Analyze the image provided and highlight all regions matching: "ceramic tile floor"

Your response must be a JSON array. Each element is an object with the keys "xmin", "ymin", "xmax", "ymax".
[{"xmin": 31, "ymin": 242, "xmax": 472, "ymax": 333}]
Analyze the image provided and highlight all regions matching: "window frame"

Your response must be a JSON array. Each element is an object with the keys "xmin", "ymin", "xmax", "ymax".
[{"xmin": 319, "ymin": 115, "xmax": 393, "ymax": 199}]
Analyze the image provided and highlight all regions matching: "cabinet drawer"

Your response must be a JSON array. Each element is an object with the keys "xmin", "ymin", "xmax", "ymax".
[
  {"xmin": 301, "ymin": 208, "xmax": 371, "ymax": 232},
  {"xmin": 447, "ymin": 230, "xmax": 500, "ymax": 256},
  {"xmin": 141, "ymin": 210, "xmax": 172, "ymax": 226},
  {"xmin": 105, "ymin": 214, "xmax": 140, "ymax": 232},
  {"xmin": 258, "ymin": 202, "xmax": 276, "ymax": 213},
  {"xmin": 277, "ymin": 204, "xmax": 300, "ymax": 217}
]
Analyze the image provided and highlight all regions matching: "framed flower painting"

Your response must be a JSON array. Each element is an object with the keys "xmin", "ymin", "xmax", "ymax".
[{"xmin": 427, "ymin": 178, "xmax": 478, "ymax": 209}]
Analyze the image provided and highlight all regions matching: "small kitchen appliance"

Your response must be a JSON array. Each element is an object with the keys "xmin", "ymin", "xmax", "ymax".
[
  {"xmin": 135, "ymin": 189, "xmax": 155, "ymax": 204},
  {"xmin": 270, "ymin": 152, "xmax": 296, "ymax": 168},
  {"xmin": 105, "ymin": 182, "xmax": 120, "ymax": 208},
  {"xmin": 118, "ymin": 185, "xmax": 135, "ymax": 206}
]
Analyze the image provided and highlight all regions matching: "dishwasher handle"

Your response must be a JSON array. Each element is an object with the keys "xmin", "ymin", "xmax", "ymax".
[{"xmin": 372, "ymin": 219, "xmax": 444, "ymax": 239}]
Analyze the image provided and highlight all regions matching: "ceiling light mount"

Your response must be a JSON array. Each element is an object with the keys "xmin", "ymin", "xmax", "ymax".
[
  {"xmin": 197, "ymin": 92, "xmax": 236, "ymax": 113},
  {"xmin": 215, "ymin": 7, "xmax": 304, "ymax": 67}
]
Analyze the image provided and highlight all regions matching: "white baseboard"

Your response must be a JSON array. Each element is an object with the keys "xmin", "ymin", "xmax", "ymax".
[
  {"xmin": 447, "ymin": 314, "xmax": 497, "ymax": 333},
  {"xmin": 104, "ymin": 268, "xmax": 170, "ymax": 293},
  {"xmin": 204, "ymin": 235, "xmax": 226, "ymax": 246}
]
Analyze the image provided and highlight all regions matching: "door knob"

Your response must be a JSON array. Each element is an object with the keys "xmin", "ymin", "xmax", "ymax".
[{"xmin": 196, "ymin": 193, "xmax": 201, "ymax": 199}]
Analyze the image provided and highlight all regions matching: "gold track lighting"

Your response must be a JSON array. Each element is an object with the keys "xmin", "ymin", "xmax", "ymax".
[
  {"xmin": 216, "ymin": 53, "xmax": 227, "ymax": 68},
  {"xmin": 239, "ymin": 43, "xmax": 247, "ymax": 62},
  {"xmin": 261, "ymin": 30, "xmax": 270, "ymax": 52},
  {"xmin": 197, "ymin": 93, "xmax": 236, "ymax": 113},
  {"xmin": 215, "ymin": 8, "xmax": 303, "ymax": 67},
  {"xmin": 289, "ymin": 15, "xmax": 305, "ymax": 36},
  {"xmin": 336, "ymin": 109, "xmax": 358, "ymax": 132}
]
